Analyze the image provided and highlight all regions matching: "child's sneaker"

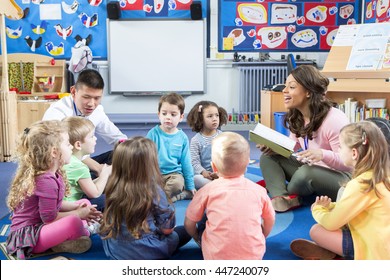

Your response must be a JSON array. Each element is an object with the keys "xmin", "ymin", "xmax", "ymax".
[
  {"xmin": 51, "ymin": 236, "xmax": 92, "ymax": 254},
  {"xmin": 87, "ymin": 221, "xmax": 101, "ymax": 235},
  {"xmin": 171, "ymin": 190, "xmax": 193, "ymax": 202},
  {"xmin": 290, "ymin": 239, "xmax": 336, "ymax": 260}
]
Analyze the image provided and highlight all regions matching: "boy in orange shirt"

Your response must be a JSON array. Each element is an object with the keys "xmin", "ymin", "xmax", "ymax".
[{"xmin": 184, "ymin": 132, "xmax": 275, "ymax": 259}]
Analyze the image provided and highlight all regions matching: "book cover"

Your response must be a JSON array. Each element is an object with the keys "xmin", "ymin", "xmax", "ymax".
[{"xmin": 249, "ymin": 123, "xmax": 296, "ymax": 158}]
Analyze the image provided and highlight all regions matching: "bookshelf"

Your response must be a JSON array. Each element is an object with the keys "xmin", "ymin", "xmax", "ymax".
[
  {"xmin": 321, "ymin": 23, "xmax": 390, "ymax": 121},
  {"xmin": 32, "ymin": 60, "xmax": 66, "ymax": 96},
  {"xmin": 0, "ymin": 54, "xmax": 65, "ymax": 159}
]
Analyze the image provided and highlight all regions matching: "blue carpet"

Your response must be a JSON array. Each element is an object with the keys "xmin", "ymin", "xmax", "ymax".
[
  {"xmin": 0, "ymin": 161, "xmax": 315, "ymax": 260},
  {"xmin": 0, "ymin": 162, "xmax": 17, "ymax": 219}
]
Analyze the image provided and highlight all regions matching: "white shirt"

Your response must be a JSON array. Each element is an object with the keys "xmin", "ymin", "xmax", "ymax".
[{"xmin": 42, "ymin": 96, "xmax": 127, "ymax": 146}]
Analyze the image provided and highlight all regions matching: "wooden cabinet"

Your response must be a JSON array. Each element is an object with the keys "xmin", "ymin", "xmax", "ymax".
[
  {"xmin": 1, "ymin": 54, "xmax": 63, "ymax": 161},
  {"xmin": 17, "ymin": 101, "xmax": 52, "ymax": 133},
  {"xmin": 324, "ymin": 78, "xmax": 390, "ymax": 111},
  {"xmin": 260, "ymin": 90, "xmax": 286, "ymax": 129},
  {"xmin": 32, "ymin": 60, "xmax": 66, "ymax": 96}
]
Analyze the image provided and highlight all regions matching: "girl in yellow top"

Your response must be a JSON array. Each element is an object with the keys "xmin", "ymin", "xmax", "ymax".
[{"xmin": 291, "ymin": 121, "xmax": 390, "ymax": 260}]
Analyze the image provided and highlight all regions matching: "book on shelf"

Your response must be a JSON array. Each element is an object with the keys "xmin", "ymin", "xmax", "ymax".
[{"xmin": 249, "ymin": 123, "xmax": 296, "ymax": 158}]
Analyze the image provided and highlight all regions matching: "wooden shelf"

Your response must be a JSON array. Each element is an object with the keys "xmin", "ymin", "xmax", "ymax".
[
  {"xmin": 32, "ymin": 60, "xmax": 66, "ymax": 95},
  {"xmin": 320, "ymin": 23, "xmax": 390, "ymax": 119}
]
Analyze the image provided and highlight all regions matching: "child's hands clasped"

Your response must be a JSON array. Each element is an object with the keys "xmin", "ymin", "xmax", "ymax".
[
  {"xmin": 201, "ymin": 170, "xmax": 218, "ymax": 180},
  {"xmin": 77, "ymin": 202, "xmax": 102, "ymax": 223},
  {"xmin": 311, "ymin": 195, "xmax": 332, "ymax": 211}
]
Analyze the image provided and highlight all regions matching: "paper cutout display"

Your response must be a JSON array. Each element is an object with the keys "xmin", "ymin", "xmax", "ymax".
[{"xmin": 219, "ymin": 0, "xmax": 360, "ymax": 52}]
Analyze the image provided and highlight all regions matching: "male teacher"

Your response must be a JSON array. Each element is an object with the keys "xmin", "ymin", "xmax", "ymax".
[{"xmin": 43, "ymin": 68, "xmax": 127, "ymax": 175}]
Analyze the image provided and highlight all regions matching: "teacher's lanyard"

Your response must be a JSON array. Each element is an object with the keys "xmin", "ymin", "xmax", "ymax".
[
  {"xmin": 303, "ymin": 136, "xmax": 309, "ymax": 150},
  {"xmin": 73, "ymin": 101, "xmax": 80, "ymax": 116}
]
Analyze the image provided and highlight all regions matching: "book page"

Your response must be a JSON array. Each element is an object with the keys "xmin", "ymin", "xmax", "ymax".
[{"xmin": 249, "ymin": 123, "xmax": 296, "ymax": 158}]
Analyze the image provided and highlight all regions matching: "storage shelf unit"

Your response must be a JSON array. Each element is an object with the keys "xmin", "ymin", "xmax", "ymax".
[{"xmin": 32, "ymin": 60, "xmax": 66, "ymax": 95}]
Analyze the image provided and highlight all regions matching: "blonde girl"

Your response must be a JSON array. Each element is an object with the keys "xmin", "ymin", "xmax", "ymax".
[
  {"xmin": 291, "ymin": 121, "xmax": 390, "ymax": 259},
  {"xmin": 186, "ymin": 101, "xmax": 228, "ymax": 189},
  {"xmin": 100, "ymin": 137, "xmax": 191, "ymax": 259},
  {"xmin": 6, "ymin": 120, "xmax": 100, "ymax": 259}
]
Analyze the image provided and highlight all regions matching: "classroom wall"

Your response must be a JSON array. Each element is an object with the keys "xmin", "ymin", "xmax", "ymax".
[
  {"xmin": 101, "ymin": 60, "xmax": 238, "ymax": 115},
  {"xmin": 101, "ymin": 1, "xmax": 329, "ymax": 115}
]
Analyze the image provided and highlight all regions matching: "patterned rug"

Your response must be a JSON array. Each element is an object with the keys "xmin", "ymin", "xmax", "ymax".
[{"xmin": 0, "ymin": 160, "xmax": 315, "ymax": 260}]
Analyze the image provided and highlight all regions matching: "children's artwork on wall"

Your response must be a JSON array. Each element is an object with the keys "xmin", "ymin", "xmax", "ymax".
[
  {"xmin": 118, "ymin": 0, "xmax": 203, "ymax": 18},
  {"xmin": 4, "ymin": 0, "xmax": 207, "ymax": 59},
  {"xmin": 4, "ymin": 0, "xmax": 107, "ymax": 59},
  {"xmin": 363, "ymin": 0, "xmax": 390, "ymax": 23},
  {"xmin": 218, "ymin": 0, "xmax": 361, "ymax": 52}
]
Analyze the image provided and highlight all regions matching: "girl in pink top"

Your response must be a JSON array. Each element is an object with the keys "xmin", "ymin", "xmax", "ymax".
[
  {"xmin": 185, "ymin": 132, "xmax": 275, "ymax": 259},
  {"xmin": 6, "ymin": 120, "xmax": 101, "ymax": 259}
]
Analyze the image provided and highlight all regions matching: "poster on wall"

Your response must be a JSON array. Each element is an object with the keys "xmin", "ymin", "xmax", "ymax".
[
  {"xmin": 4, "ymin": 0, "xmax": 205, "ymax": 59},
  {"xmin": 5, "ymin": 0, "xmax": 108, "ymax": 59},
  {"xmin": 363, "ymin": 0, "xmax": 390, "ymax": 23},
  {"xmin": 218, "ymin": 0, "xmax": 361, "ymax": 52},
  {"xmin": 118, "ymin": 0, "xmax": 197, "ymax": 18}
]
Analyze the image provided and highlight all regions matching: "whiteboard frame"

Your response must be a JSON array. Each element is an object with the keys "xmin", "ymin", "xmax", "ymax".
[{"xmin": 107, "ymin": 19, "xmax": 206, "ymax": 95}]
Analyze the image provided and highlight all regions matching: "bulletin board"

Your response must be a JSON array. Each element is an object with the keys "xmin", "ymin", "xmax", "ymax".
[
  {"xmin": 218, "ymin": 0, "xmax": 361, "ymax": 53},
  {"xmin": 3, "ymin": 0, "xmax": 207, "ymax": 60},
  {"xmin": 4, "ymin": 0, "xmax": 108, "ymax": 59}
]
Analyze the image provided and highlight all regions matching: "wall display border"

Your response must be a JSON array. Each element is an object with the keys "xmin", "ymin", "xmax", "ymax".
[{"xmin": 4, "ymin": 0, "xmax": 207, "ymax": 60}]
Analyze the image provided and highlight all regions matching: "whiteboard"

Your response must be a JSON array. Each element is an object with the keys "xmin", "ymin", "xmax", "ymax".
[{"xmin": 108, "ymin": 19, "xmax": 206, "ymax": 94}]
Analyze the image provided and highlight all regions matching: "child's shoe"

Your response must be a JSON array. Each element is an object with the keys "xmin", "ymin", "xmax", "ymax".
[
  {"xmin": 171, "ymin": 190, "xmax": 193, "ymax": 202},
  {"xmin": 51, "ymin": 236, "xmax": 92, "ymax": 254},
  {"xmin": 290, "ymin": 239, "xmax": 336, "ymax": 260},
  {"xmin": 87, "ymin": 221, "xmax": 101, "ymax": 235}
]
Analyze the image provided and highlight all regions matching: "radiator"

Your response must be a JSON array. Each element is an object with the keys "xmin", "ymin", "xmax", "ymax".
[{"xmin": 238, "ymin": 66, "xmax": 288, "ymax": 115}]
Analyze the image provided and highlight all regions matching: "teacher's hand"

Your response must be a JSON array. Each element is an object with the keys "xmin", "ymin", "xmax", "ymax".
[{"xmin": 256, "ymin": 144, "xmax": 274, "ymax": 155}]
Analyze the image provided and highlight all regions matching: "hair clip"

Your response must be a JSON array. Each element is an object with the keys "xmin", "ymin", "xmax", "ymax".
[
  {"xmin": 198, "ymin": 105, "xmax": 203, "ymax": 112},
  {"xmin": 24, "ymin": 127, "xmax": 30, "ymax": 134},
  {"xmin": 118, "ymin": 139, "xmax": 126, "ymax": 144},
  {"xmin": 362, "ymin": 131, "xmax": 368, "ymax": 145}
]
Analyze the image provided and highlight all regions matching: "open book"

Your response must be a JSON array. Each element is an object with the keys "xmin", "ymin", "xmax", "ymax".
[{"xmin": 249, "ymin": 123, "xmax": 296, "ymax": 158}]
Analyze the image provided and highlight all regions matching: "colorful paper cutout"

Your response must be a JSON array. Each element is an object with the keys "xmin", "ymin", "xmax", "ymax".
[
  {"xmin": 25, "ymin": 35, "xmax": 42, "ymax": 52},
  {"xmin": 45, "ymin": 41, "xmax": 65, "ymax": 56},
  {"xmin": 292, "ymin": 29, "xmax": 318, "ymax": 48},
  {"xmin": 61, "ymin": 0, "xmax": 79, "ymax": 14},
  {"xmin": 6, "ymin": 26, "xmax": 23, "ymax": 39},
  {"xmin": 270, "ymin": 4, "xmax": 297, "ymax": 24},
  {"xmin": 237, "ymin": 3, "xmax": 267, "ymax": 24}
]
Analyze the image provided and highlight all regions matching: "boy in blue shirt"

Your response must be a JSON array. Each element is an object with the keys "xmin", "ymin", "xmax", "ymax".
[{"xmin": 146, "ymin": 93, "xmax": 195, "ymax": 202}]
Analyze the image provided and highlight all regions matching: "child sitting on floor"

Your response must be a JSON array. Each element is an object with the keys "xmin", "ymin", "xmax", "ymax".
[
  {"xmin": 146, "ymin": 93, "xmax": 195, "ymax": 202},
  {"xmin": 100, "ymin": 137, "xmax": 191, "ymax": 259},
  {"xmin": 186, "ymin": 101, "xmax": 228, "ymax": 189},
  {"xmin": 63, "ymin": 116, "xmax": 112, "ymax": 213},
  {"xmin": 6, "ymin": 120, "xmax": 100, "ymax": 259},
  {"xmin": 184, "ymin": 132, "xmax": 275, "ymax": 259},
  {"xmin": 290, "ymin": 121, "xmax": 390, "ymax": 260}
]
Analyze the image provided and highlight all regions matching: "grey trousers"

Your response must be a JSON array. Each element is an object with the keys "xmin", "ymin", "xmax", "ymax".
[{"xmin": 260, "ymin": 153, "xmax": 351, "ymax": 201}]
